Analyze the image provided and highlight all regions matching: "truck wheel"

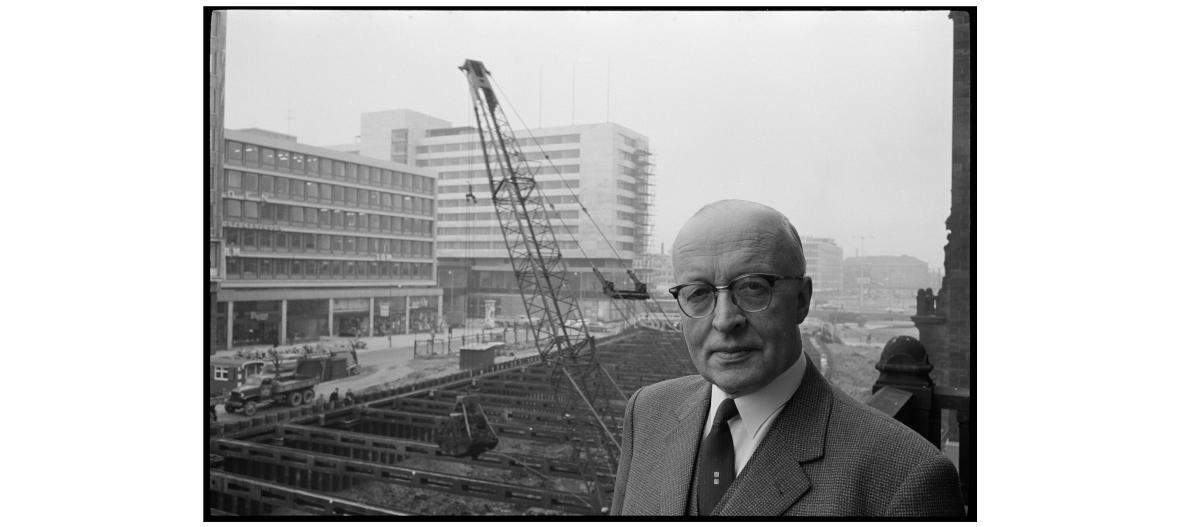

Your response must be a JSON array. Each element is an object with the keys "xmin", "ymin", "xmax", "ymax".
[
  {"xmin": 243, "ymin": 401, "xmax": 258, "ymax": 417},
  {"xmin": 289, "ymin": 392, "xmax": 303, "ymax": 407},
  {"xmin": 302, "ymin": 389, "xmax": 315, "ymax": 404}
]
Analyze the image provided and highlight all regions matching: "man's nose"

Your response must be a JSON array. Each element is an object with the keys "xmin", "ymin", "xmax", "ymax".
[{"xmin": 711, "ymin": 290, "xmax": 746, "ymax": 333}]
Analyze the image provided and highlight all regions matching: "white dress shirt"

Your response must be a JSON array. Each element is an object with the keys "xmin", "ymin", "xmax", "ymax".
[{"xmin": 704, "ymin": 355, "xmax": 807, "ymax": 477}]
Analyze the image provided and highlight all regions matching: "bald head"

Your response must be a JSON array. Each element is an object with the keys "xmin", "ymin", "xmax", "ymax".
[{"xmin": 672, "ymin": 200, "xmax": 806, "ymax": 279}]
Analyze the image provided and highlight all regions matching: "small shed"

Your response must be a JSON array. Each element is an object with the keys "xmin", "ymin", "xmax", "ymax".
[{"xmin": 460, "ymin": 342, "xmax": 506, "ymax": 371}]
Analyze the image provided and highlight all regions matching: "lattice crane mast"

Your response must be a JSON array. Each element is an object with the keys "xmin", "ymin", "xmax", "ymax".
[{"xmin": 459, "ymin": 59, "xmax": 627, "ymax": 510}]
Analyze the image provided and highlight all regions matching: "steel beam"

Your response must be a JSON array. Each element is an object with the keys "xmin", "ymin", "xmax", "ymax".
[{"xmin": 209, "ymin": 470, "xmax": 409, "ymax": 516}]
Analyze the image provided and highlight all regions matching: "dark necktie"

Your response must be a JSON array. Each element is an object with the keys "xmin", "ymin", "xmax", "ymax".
[{"xmin": 697, "ymin": 397, "xmax": 739, "ymax": 516}]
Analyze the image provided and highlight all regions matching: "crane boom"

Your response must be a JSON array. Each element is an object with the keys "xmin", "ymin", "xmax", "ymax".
[{"xmin": 460, "ymin": 59, "xmax": 626, "ymax": 511}]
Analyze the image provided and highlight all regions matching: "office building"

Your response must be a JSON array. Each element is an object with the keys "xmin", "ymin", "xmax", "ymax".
[
  {"xmin": 842, "ymin": 255, "xmax": 935, "ymax": 296},
  {"xmin": 800, "ymin": 237, "xmax": 843, "ymax": 296},
  {"xmin": 213, "ymin": 128, "xmax": 441, "ymax": 350},
  {"xmin": 330, "ymin": 109, "xmax": 656, "ymax": 323}
]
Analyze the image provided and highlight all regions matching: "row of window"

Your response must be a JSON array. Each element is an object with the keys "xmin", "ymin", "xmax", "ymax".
[
  {"xmin": 437, "ymin": 164, "xmax": 580, "ymax": 181},
  {"xmin": 437, "ymin": 194, "xmax": 580, "ymax": 208},
  {"xmin": 226, "ymin": 140, "xmax": 435, "ymax": 194},
  {"xmin": 225, "ymin": 228, "xmax": 434, "ymax": 258},
  {"xmin": 223, "ymin": 199, "xmax": 434, "ymax": 237},
  {"xmin": 437, "ymin": 240, "xmax": 579, "ymax": 250},
  {"xmin": 436, "ymin": 225, "xmax": 578, "ymax": 236},
  {"xmin": 436, "ymin": 209, "xmax": 580, "ymax": 222},
  {"xmin": 416, "ymin": 133, "xmax": 581, "ymax": 154},
  {"xmin": 416, "ymin": 149, "xmax": 580, "ymax": 168},
  {"xmin": 225, "ymin": 257, "xmax": 434, "ymax": 282},
  {"xmin": 226, "ymin": 170, "xmax": 434, "ymax": 216},
  {"xmin": 620, "ymin": 165, "xmax": 653, "ymax": 177},
  {"xmin": 438, "ymin": 179, "xmax": 579, "ymax": 195},
  {"xmin": 619, "ymin": 149, "xmax": 649, "ymax": 163}
]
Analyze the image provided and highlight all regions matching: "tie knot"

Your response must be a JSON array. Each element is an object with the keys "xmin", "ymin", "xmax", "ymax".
[{"xmin": 714, "ymin": 398, "xmax": 739, "ymax": 425}]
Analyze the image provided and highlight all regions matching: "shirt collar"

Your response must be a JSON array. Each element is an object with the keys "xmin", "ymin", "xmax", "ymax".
[{"xmin": 710, "ymin": 354, "xmax": 807, "ymax": 435}]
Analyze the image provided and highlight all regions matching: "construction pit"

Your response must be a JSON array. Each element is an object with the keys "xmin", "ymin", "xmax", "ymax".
[{"xmin": 207, "ymin": 327, "xmax": 693, "ymax": 516}]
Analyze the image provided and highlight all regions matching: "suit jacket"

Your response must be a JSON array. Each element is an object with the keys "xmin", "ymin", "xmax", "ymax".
[{"xmin": 609, "ymin": 356, "xmax": 964, "ymax": 517}]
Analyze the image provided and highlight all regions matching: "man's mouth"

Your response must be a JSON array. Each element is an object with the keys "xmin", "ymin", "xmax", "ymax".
[{"xmin": 709, "ymin": 347, "xmax": 759, "ymax": 361}]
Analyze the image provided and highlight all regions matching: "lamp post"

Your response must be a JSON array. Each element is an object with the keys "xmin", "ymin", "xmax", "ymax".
[{"xmin": 448, "ymin": 269, "xmax": 455, "ymax": 328}]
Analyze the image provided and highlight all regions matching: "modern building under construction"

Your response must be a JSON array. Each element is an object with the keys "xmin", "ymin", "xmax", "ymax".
[{"xmin": 326, "ymin": 109, "xmax": 657, "ymax": 324}]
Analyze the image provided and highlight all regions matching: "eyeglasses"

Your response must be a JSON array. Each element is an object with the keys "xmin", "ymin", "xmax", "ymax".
[{"xmin": 668, "ymin": 273, "xmax": 802, "ymax": 319}]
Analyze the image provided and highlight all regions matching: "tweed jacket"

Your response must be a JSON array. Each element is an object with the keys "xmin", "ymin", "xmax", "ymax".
[{"xmin": 609, "ymin": 356, "xmax": 964, "ymax": 517}]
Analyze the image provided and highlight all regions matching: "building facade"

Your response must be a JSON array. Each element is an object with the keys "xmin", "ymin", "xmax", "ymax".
[
  {"xmin": 213, "ymin": 128, "xmax": 441, "ymax": 350},
  {"xmin": 331, "ymin": 109, "xmax": 656, "ymax": 324},
  {"xmin": 208, "ymin": 10, "xmax": 227, "ymax": 354},
  {"xmin": 800, "ymin": 237, "xmax": 843, "ymax": 296},
  {"xmin": 843, "ymin": 255, "xmax": 935, "ymax": 309}
]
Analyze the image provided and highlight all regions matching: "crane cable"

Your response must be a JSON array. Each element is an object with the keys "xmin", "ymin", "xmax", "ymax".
[{"xmin": 492, "ymin": 78, "xmax": 675, "ymax": 329}]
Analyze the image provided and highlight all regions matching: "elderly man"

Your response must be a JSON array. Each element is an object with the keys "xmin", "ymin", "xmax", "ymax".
[{"xmin": 610, "ymin": 200, "xmax": 962, "ymax": 517}]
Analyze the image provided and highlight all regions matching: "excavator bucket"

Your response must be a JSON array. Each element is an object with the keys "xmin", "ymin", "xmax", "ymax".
[{"xmin": 435, "ymin": 394, "xmax": 499, "ymax": 458}]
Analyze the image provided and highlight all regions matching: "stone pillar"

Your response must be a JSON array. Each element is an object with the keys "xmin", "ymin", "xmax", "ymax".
[
  {"xmin": 368, "ymin": 297, "xmax": 375, "ymax": 337},
  {"xmin": 872, "ymin": 336, "xmax": 940, "ymax": 447},
  {"xmin": 916, "ymin": 10, "xmax": 972, "ymax": 390},
  {"xmin": 328, "ymin": 298, "xmax": 334, "ymax": 337},
  {"xmin": 280, "ymin": 299, "xmax": 289, "ymax": 346},
  {"xmin": 437, "ymin": 293, "xmax": 444, "ymax": 324},
  {"xmin": 226, "ymin": 301, "xmax": 234, "ymax": 350}
]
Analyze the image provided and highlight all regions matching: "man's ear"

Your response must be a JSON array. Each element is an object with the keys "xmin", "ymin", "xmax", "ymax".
[{"xmin": 794, "ymin": 276, "xmax": 813, "ymax": 325}]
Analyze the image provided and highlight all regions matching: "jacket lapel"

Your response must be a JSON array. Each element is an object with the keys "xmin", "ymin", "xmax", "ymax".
[
  {"xmin": 658, "ymin": 384, "xmax": 710, "ymax": 515},
  {"xmin": 717, "ymin": 356, "xmax": 833, "ymax": 516}
]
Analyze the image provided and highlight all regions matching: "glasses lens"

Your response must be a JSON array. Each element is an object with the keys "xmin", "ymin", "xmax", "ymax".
[
  {"xmin": 732, "ymin": 275, "xmax": 773, "ymax": 312},
  {"xmin": 678, "ymin": 284, "xmax": 715, "ymax": 317}
]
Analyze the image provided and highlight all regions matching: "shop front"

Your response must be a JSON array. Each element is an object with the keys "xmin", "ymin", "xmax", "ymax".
[
  {"xmin": 373, "ymin": 296, "xmax": 406, "ymax": 336},
  {"xmin": 408, "ymin": 295, "xmax": 439, "ymax": 333},
  {"xmin": 288, "ymin": 299, "xmax": 329, "ymax": 343},
  {"xmin": 231, "ymin": 300, "xmax": 282, "ymax": 347},
  {"xmin": 333, "ymin": 298, "xmax": 370, "ymax": 337}
]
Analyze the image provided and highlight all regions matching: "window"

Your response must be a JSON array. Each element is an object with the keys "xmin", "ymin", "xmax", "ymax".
[
  {"xmin": 368, "ymin": 237, "xmax": 379, "ymax": 253},
  {"xmin": 259, "ymin": 175, "xmax": 273, "ymax": 194},
  {"xmin": 318, "ymin": 234, "xmax": 330, "ymax": 251},
  {"xmin": 402, "ymin": 195, "xmax": 413, "ymax": 212},
  {"xmin": 225, "ymin": 199, "xmax": 241, "ymax": 217},
  {"xmin": 303, "ymin": 234, "xmax": 315, "ymax": 251},
  {"xmin": 226, "ymin": 141, "xmax": 243, "ymax": 163},
  {"xmin": 274, "ymin": 178, "xmax": 288, "ymax": 196},
  {"xmin": 371, "ymin": 167, "xmax": 382, "ymax": 186},
  {"xmin": 214, "ymin": 367, "xmax": 229, "ymax": 380},
  {"xmin": 319, "ymin": 208, "xmax": 330, "ymax": 226},
  {"xmin": 243, "ymin": 257, "xmax": 258, "ymax": 278},
  {"xmin": 305, "ymin": 208, "xmax": 317, "ymax": 225},
  {"xmin": 259, "ymin": 231, "xmax": 272, "ymax": 250},
  {"xmin": 226, "ymin": 257, "xmax": 239, "ymax": 278},
  {"xmin": 332, "ymin": 235, "xmax": 343, "ymax": 252},
  {"xmin": 276, "ymin": 151, "xmax": 290, "ymax": 171},
  {"xmin": 261, "ymin": 148, "xmax": 275, "ymax": 169},
  {"xmin": 345, "ymin": 212, "xmax": 356, "ymax": 229},
  {"xmin": 226, "ymin": 170, "xmax": 242, "ymax": 189},
  {"xmin": 319, "ymin": 158, "xmax": 331, "ymax": 176},
  {"xmin": 291, "ymin": 180, "xmax": 304, "ymax": 199},
  {"xmin": 359, "ymin": 213, "xmax": 370, "ymax": 231},
  {"xmin": 332, "ymin": 260, "xmax": 343, "ymax": 277},
  {"xmin": 275, "ymin": 232, "xmax": 287, "ymax": 250},
  {"xmin": 369, "ymin": 214, "xmax": 380, "ymax": 231},
  {"xmin": 274, "ymin": 204, "xmax": 287, "ymax": 223},
  {"xmin": 357, "ymin": 237, "xmax": 369, "ymax": 254},
  {"xmin": 357, "ymin": 261, "xmax": 369, "ymax": 277},
  {"xmin": 243, "ymin": 201, "xmax": 259, "ymax": 219},
  {"xmin": 345, "ymin": 236, "xmax": 355, "ymax": 252},
  {"xmin": 306, "ymin": 182, "xmax": 318, "ymax": 199},
  {"xmin": 348, "ymin": 164, "xmax": 357, "ymax": 181},
  {"xmin": 381, "ymin": 193, "xmax": 392, "ymax": 209},
  {"xmin": 369, "ymin": 261, "xmax": 379, "ymax": 278},
  {"xmin": 291, "ymin": 152, "xmax": 305, "ymax": 174},
  {"xmin": 242, "ymin": 173, "xmax": 258, "ymax": 193},
  {"xmin": 319, "ymin": 260, "xmax": 330, "ymax": 277},
  {"xmin": 334, "ymin": 161, "xmax": 345, "ymax": 179},
  {"xmin": 243, "ymin": 145, "xmax": 259, "ymax": 167},
  {"xmin": 291, "ymin": 206, "xmax": 303, "ymax": 224},
  {"xmin": 320, "ymin": 184, "xmax": 332, "ymax": 201},
  {"xmin": 332, "ymin": 210, "xmax": 344, "ymax": 228},
  {"xmin": 402, "ymin": 173, "xmax": 412, "ymax": 190},
  {"xmin": 291, "ymin": 259, "xmax": 303, "ymax": 276}
]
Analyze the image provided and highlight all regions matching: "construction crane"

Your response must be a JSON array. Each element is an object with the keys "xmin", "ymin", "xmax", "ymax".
[{"xmin": 459, "ymin": 59, "xmax": 627, "ymax": 512}]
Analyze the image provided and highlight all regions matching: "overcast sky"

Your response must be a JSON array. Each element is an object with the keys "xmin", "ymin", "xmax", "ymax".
[{"xmin": 225, "ymin": 9, "xmax": 954, "ymax": 268}]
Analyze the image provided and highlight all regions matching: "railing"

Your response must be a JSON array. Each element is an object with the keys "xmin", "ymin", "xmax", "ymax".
[{"xmin": 866, "ymin": 336, "xmax": 974, "ymax": 519}]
